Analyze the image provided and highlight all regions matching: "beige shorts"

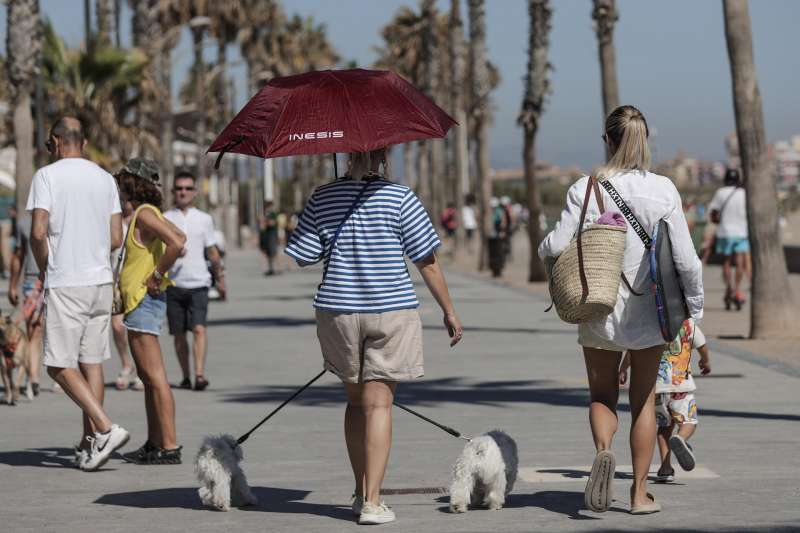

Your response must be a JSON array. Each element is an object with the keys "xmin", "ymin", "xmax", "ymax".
[
  {"xmin": 43, "ymin": 284, "xmax": 112, "ymax": 369},
  {"xmin": 316, "ymin": 308, "xmax": 424, "ymax": 384}
]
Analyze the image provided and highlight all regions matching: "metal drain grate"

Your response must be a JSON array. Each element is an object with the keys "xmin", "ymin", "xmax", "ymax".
[{"xmin": 380, "ymin": 487, "xmax": 448, "ymax": 495}]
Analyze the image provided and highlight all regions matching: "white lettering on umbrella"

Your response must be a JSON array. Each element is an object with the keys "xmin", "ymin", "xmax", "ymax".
[{"xmin": 288, "ymin": 131, "xmax": 344, "ymax": 141}]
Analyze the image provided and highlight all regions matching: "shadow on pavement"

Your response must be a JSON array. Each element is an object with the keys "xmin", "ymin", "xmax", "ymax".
[
  {"xmin": 94, "ymin": 486, "xmax": 351, "ymax": 520},
  {"xmin": 206, "ymin": 315, "xmax": 572, "ymax": 336},
  {"xmin": 222, "ymin": 376, "xmax": 800, "ymax": 422},
  {"xmin": 0, "ymin": 447, "xmax": 77, "ymax": 468}
]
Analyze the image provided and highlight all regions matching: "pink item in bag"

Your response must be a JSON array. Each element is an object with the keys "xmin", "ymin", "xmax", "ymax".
[{"xmin": 596, "ymin": 211, "xmax": 627, "ymax": 229}]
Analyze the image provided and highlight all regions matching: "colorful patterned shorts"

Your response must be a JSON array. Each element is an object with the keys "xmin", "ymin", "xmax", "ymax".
[{"xmin": 656, "ymin": 392, "xmax": 698, "ymax": 426}]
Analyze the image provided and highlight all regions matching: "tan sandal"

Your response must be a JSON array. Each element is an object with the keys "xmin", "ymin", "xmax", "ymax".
[
  {"xmin": 630, "ymin": 492, "xmax": 661, "ymax": 515},
  {"xmin": 584, "ymin": 450, "xmax": 615, "ymax": 512}
]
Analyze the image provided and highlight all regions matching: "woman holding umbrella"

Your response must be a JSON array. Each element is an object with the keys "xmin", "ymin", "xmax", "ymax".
[{"xmin": 286, "ymin": 148, "xmax": 463, "ymax": 525}]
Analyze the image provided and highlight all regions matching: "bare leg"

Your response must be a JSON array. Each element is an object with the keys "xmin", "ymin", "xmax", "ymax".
[
  {"xmin": 734, "ymin": 252, "xmax": 745, "ymax": 298},
  {"xmin": 174, "ymin": 332, "xmax": 191, "ymax": 381},
  {"xmin": 111, "ymin": 314, "xmax": 132, "ymax": 371},
  {"xmin": 676, "ymin": 422, "xmax": 696, "ymax": 441},
  {"xmin": 722, "ymin": 256, "xmax": 734, "ymax": 296},
  {"xmin": 362, "ymin": 380, "xmax": 396, "ymax": 505},
  {"xmin": 657, "ymin": 423, "xmax": 674, "ymax": 475},
  {"xmin": 192, "ymin": 325, "xmax": 207, "ymax": 378},
  {"xmin": 47, "ymin": 366, "xmax": 112, "ymax": 433},
  {"xmin": 27, "ymin": 322, "xmax": 43, "ymax": 385},
  {"xmin": 79, "ymin": 362, "xmax": 105, "ymax": 445},
  {"xmin": 129, "ymin": 331, "xmax": 177, "ymax": 450},
  {"xmin": 628, "ymin": 344, "xmax": 664, "ymax": 507},
  {"xmin": 583, "ymin": 347, "xmax": 623, "ymax": 452},
  {"xmin": 344, "ymin": 384, "xmax": 367, "ymax": 497}
]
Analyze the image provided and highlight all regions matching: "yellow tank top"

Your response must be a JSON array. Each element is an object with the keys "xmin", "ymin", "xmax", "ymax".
[{"xmin": 119, "ymin": 204, "xmax": 173, "ymax": 313}]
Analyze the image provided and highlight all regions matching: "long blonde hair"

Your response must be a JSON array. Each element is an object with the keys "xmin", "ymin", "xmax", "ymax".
[{"xmin": 598, "ymin": 105, "xmax": 651, "ymax": 180}]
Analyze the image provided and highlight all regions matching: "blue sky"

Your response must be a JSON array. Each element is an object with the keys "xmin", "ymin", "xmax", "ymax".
[{"xmin": 2, "ymin": 0, "xmax": 798, "ymax": 171}]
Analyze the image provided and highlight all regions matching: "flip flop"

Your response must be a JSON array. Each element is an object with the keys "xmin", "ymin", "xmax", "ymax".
[
  {"xmin": 630, "ymin": 492, "xmax": 661, "ymax": 515},
  {"xmin": 584, "ymin": 450, "xmax": 615, "ymax": 512},
  {"xmin": 669, "ymin": 435, "xmax": 696, "ymax": 471}
]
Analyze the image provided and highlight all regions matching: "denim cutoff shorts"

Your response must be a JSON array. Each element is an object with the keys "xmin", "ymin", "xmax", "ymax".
[{"xmin": 123, "ymin": 293, "xmax": 167, "ymax": 335}]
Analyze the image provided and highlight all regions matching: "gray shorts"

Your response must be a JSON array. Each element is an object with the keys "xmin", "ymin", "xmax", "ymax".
[
  {"xmin": 43, "ymin": 284, "xmax": 112, "ymax": 368},
  {"xmin": 315, "ymin": 308, "xmax": 424, "ymax": 384}
]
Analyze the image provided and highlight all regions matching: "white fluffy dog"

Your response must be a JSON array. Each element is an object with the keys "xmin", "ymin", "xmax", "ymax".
[
  {"xmin": 449, "ymin": 430, "xmax": 518, "ymax": 513},
  {"xmin": 195, "ymin": 434, "xmax": 258, "ymax": 511}
]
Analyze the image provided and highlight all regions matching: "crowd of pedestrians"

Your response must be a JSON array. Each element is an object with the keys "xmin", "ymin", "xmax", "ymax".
[{"xmin": 0, "ymin": 106, "xmax": 748, "ymax": 525}]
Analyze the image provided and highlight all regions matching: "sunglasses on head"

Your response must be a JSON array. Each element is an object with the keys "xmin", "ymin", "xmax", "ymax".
[{"xmin": 174, "ymin": 186, "xmax": 195, "ymax": 191}]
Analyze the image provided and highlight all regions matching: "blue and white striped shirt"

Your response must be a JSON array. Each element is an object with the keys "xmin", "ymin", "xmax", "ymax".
[{"xmin": 285, "ymin": 178, "xmax": 441, "ymax": 313}]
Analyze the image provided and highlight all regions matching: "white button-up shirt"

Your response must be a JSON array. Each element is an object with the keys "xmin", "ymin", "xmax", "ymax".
[
  {"xmin": 539, "ymin": 171, "xmax": 704, "ymax": 350},
  {"xmin": 164, "ymin": 207, "xmax": 217, "ymax": 289}
]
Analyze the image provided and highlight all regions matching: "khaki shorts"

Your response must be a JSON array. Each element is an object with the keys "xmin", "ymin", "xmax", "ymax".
[
  {"xmin": 43, "ymin": 284, "xmax": 112, "ymax": 369},
  {"xmin": 316, "ymin": 308, "xmax": 424, "ymax": 384}
]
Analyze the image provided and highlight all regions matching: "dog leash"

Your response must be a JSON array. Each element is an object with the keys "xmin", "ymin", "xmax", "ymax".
[
  {"xmin": 393, "ymin": 402, "xmax": 472, "ymax": 442},
  {"xmin": 236, "ymin": 369, "xmax": 327, "ymax": 445}
]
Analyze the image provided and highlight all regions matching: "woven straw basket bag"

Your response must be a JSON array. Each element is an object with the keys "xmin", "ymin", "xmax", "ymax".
[{"xmin": 549, "ymin": 177, "xmax": 627, "ymax": 324}]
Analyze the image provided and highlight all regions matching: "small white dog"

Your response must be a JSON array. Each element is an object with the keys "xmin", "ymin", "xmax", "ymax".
[
  {"xmin": 449, "ymin": 430, "xmax": 518, "ymax": 513},
  {"xmin": 195, "ymin": 434, "xmax": 258, "ymax": 511}
]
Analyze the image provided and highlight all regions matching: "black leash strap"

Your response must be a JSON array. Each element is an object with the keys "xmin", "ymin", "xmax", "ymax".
[
  {"xmin": 237, "ymin": 369, "xmax": 327, "ymax": 445},
  {"xmin": 598, "ymin": 179, "xmax": 652, "ymax": 249},
  {"xmin": 393, "ymin": 402, "xmax": 471, "ymax": 441}
]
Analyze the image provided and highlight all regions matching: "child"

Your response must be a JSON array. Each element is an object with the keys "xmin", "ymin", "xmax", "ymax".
[{"xmin": 619, "ymin": 318, "xmax": 711, "ymax": 482}]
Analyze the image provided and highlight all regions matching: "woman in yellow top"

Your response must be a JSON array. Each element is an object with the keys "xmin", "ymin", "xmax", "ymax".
[{"xmin": 115, "ymin": 159, "xmax": 186, "ymax": 465}]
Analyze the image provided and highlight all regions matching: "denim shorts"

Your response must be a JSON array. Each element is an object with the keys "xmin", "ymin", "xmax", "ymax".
[
  {"xmin": 715, "ymin": 237, "xmax": 750, "ymax": 256},
  {"xmin": 123, "ymin": 293, "xmax": 167, "ymax": 336}
]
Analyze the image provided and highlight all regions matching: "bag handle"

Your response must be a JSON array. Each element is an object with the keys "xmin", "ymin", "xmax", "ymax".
[
  {"xmin": 320, "ymin": 181, "xmax": 371, "ymax": 285},
  {"xmin": 113, "ymin": 217, "xmax": 134, "ymax": 283},
  {"xmin": 574, "ymin": 176, "xmax": 598, "ymax": 305}
]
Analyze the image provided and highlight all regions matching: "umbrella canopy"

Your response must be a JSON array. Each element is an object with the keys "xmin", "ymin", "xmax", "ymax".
[{"xmin": 208, "ymin": 68, "xmax": 456, "ymax": 165}]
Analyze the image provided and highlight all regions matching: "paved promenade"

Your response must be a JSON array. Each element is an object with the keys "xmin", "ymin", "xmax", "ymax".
[{"xmin": 1, "ymin": 250, "xmax": 798, "ymax": 532}]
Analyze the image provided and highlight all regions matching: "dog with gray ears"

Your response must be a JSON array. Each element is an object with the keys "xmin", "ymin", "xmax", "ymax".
[{"xmin": 449, "ymin": 430, "xmax": 518, "ymax": 512}]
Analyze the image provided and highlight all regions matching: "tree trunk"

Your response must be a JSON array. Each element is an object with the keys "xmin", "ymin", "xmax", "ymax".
[
  {"xmin": 158, "ymin": 47, "xmax": 175, "ymax": 209},
  {"xmin": 723, "ymin": 0, "xmax": 798, "ymax": 338},
  {"xmin": 592, "ymin": 0, "xmax": 619, "ymax": 160},
  {"xmin": 416, "ymin": 141, "xmax": 430, "ymax": 207},
  {"xmin": 520, "ymin": 0, "xmax": 551, "ymax": 282},
  {"xmin": 468, "ymin": 0, "xmax": 492, "ymax": 271},
  {"xmin": 96, "ymin": 0, "xmax": 114, "ymax": 47},
  {"xmin": 13, "ymin": 92, "xmax": 35, "ymax": 216},
  {"xmin": 192, "ymin": 27, "xmax": 208, "ymax": 208},
  {"xmin": 450, "ymin": 0, "xmax": 469, "ymax": 248},
  {"xmin": 84, "ymin": 0, "xmax": 92, "ymax": 47}
]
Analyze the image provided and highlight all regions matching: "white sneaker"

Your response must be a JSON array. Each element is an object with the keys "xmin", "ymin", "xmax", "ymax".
[
  {"xmin": 81, "ymin": 424, "xmax": 130, "ymax": 471},
  {"xmin": 351, "ymin": 493, "xmax": 364, "ymax": 516},
  {"xmin": 73, "ymin": 443, "xmax": 89, "ymax": 469},
  {"xmin": 359, "ymin": 501, "xmax": 395, "ymax": 525}
]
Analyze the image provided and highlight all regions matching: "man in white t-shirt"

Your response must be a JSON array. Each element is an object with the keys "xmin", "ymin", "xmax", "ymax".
[
  {"xmin": 27, "ymin": 117, "xmax": 130, "ymax": 471},
  {"xmin": 163, "ymin": 171, "xmax": 225, "ymax": 391},
  {"xmin": 708, "ymin": 169, "xmax": 750, "ymax": 310}
]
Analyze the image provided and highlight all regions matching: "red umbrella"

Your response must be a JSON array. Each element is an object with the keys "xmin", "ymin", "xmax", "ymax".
[{"xmin": 208, "ymin": 68, "xmax": 456, "ymax": 168}]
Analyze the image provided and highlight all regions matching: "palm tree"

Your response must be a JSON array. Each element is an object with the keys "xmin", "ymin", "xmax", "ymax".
[
  {"xmin": 6, "ymin": 0, "xmax": 42, "ymax": 215},
  {"xmin": 722, "ymin": 0, "xmax": 798, "ymax": 339},
  {"xmin": 41, "ymin": 22, "xmax": 156, "ymax": 167},
  {"xmin": 592, "ymin": 0, "xmax": 619, "ymax": 160},
  {"xmin": 448, "ymin": 0, "xmax": 469, "ymax": 245},
  {"xmin": 519, "ymin": 0, "xmax": 552, "ymax": 282},
  {"xmin": 96, "ymin": 0, "xmax": 116, "ymax": 47},
  {"xmin": 467, "ymin": 0, "xmax": 492, "ymax": 271}
]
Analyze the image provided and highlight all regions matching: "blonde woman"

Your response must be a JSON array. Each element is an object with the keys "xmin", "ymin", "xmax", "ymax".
[
  {"xmin": 539, "ymin": 106, "xmax": 703, "ymax": 514},
  {"xmin": 286, "ymin": 148, "xmax": 463, "ymax": 525},
  {"xmin": 114, "ymin": 159, "xmax": 187, "ymax": 465}
]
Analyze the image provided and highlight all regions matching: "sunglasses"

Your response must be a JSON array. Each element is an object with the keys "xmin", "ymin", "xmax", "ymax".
[{"xmin": 174, "ymin": 186, "xmax": 195, "ymax": 192}]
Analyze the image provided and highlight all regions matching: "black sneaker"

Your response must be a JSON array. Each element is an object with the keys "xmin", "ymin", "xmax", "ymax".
[
  {"xmin": 179, "ymin": 378, "xmax": 192, "ymax": 389},
  {"xmin": 31, "ymin": 383, "xmax": 40, "ymax": 397},
  {"xmin": 122, "ymin": 441, "xmax": 157, "ymax": 464},
  {"xmin": 154, "ymin": 446, "xmax": 183, "ymax": 464}
]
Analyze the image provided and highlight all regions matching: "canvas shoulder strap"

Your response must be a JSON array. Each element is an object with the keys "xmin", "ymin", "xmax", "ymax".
[
  {"xmin": 598, "ymin": 179, "xmax": 652, "ymax": 248},
  {"xmin": 320, "ymin": 181, "xmax": 371, "ymax": 284}
]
